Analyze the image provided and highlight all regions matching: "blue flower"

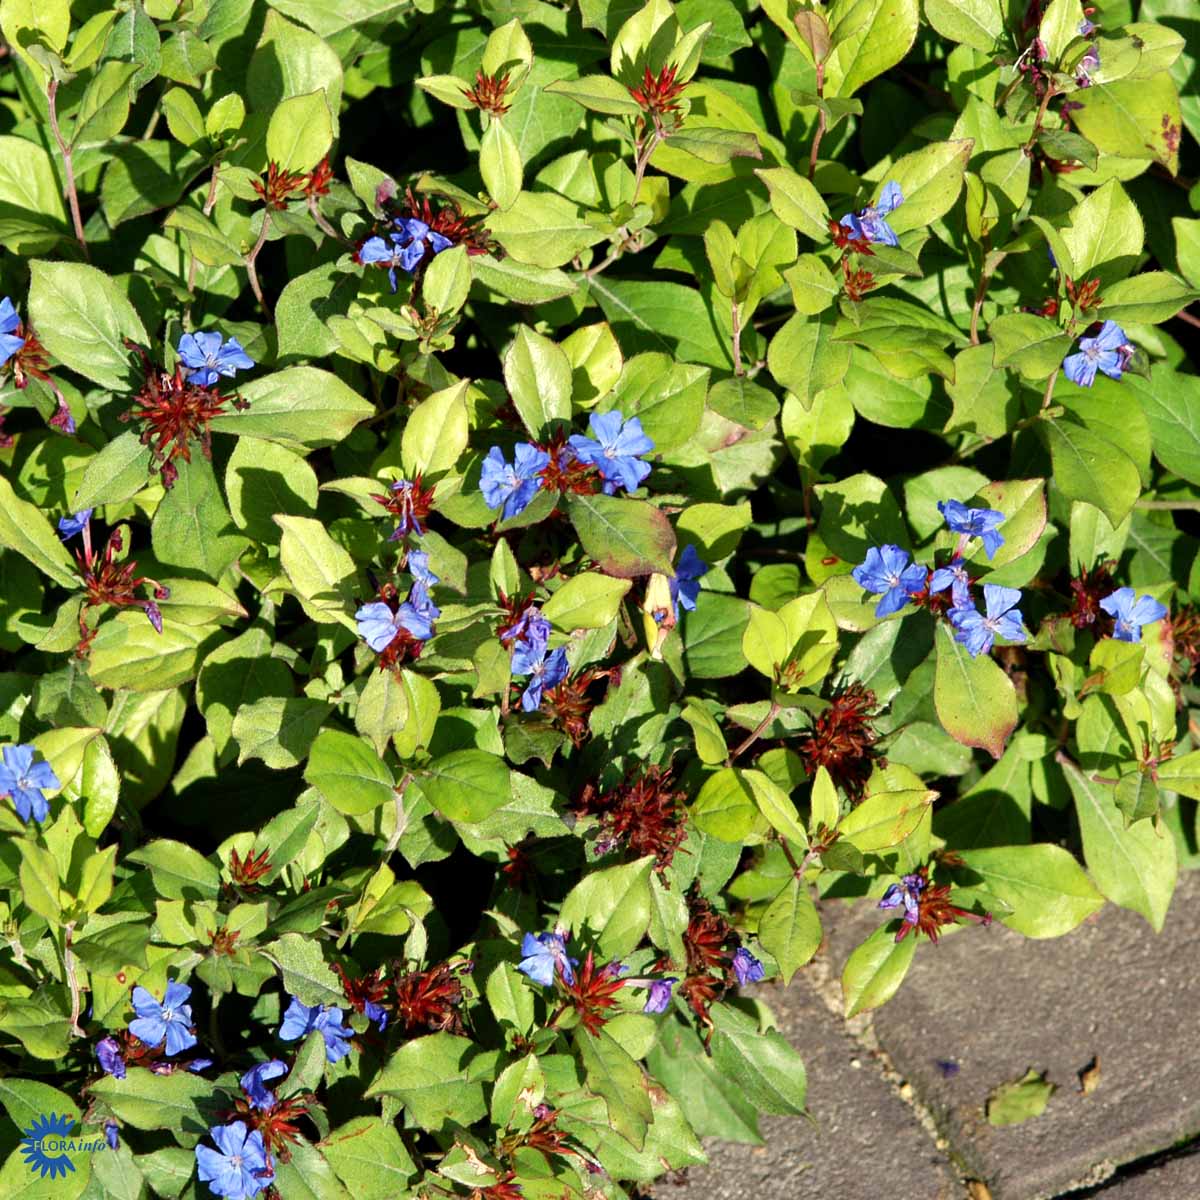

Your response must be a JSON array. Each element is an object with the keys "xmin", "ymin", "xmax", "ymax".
[
  {"xmin": 1078, "ymin": 17, "xmax": 1096, "ymax": 35},
  {"xmin": 129, "ymin": 980, "xmax": 197, "ymax": 1056},
  {"xmin": 568, "ymin": 411, "xmax": 654, "ymax": 495},
  {"xmin": 104, "ymin": 1121, "xmax": 119, "ymax": 1152},
  {"xmin": 407, "ymin": 549, "xmax": 439, "ymax": 588},
  {"xmin": 359, "ymin": 220, "xmax": 452, "ymax": 290},
  {"xmin": 0, "ymin": 744, "xmax": 59, "ymax": 824},
  {"xmin": 364, "ymin": 1000, "xmax": 388, "ymax": 1031},
  {"xmin": 1062, "ymin": 320, "xmax": 1131, "ymax": 388},
  {"xmin": 1099, "ymin": 587, "xmax": 1168, "ymax": 643},
  {"xmin": 177, "ymin": 331, "xmax": 254, "ymax": 388},
  {"xmin": 949, "ymin": 584, "xmax": 1026, "ymax": 657},
  {"xmin": 0, "ymin": 296, "xmax": 25, "ymax": 368},
  {"xmin": 96, "ymin": 1036, "xmax": 126, "ymax": 1079},
  {"xmin": 672, "ymin": 544, "xmax": 708, "ymax": 613},
  {"xmin": 938, "ymin": 499, "xmax": 1006, "ymax": 559},
  {"xmin": 928, "ymin": 558, "xmax": 972, "ymax": 608},
  {"xmin": 56, "ymin": 510, "xmax": 93, "ymax": 540},
  {"xmin": 480, "ymin": 443, "xmax": 550, "ymax": 520},
  {"xmin": 879, "ymin": 873, "xmax": 926, "ymax": 925},
  {"xmin": 511, "ymin": 639, "xmax": 569, "ymax": 711},
  {"xmin": 731, "ymin": 948, "xmax": 764, "ymax": 986},
  {"xmin": 188, "ymin": 1058, "xmax": 214, "ymax": 1072},
  {"xmin": 851, "ymin": 544, "xmax": 927, "ymax": 618},
  {"xmin": 643, "ymin": 978, "xmax": 677, "ymax": 1014},
  {"xmin": 240, "ymin": 1060, "xmax": 288, "ymax": 1111},
  {"xmin": 401, "ymin": 581, "xmax": 441, "ymax": 639},
  {"xmin": 502, "ymin": 606, "xmax": 551, "ymax": 652},
  {"xmin": 839, "ymin": 181, "xmax": 904, "ymax": 247},
  {"xmin": 518, "ymin": 930, "xmax": 577, "ymax": 987},
  {"xmin": 278, "ymin": 997, "xmax": 353, "ymax": 1063},
  {"xmin": 397, "ymin": 217, "xmax": 452, "ymax": 268},
  {"xmin": 195, "ymin": 1122, "xmax": 273, "ymax": 1200},
  {"xmin": 356, "ymin": 586, "xmax": 440, "ymax": 653}
]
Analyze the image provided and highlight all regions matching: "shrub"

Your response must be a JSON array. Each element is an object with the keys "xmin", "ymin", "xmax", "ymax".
[{"xmin": 0, "ymin": 0, "xmax": 1198, "ymax": 1196}]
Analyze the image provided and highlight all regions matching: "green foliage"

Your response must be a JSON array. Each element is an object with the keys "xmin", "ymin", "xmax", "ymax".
[{"xmin": 0, "ymin": 0, "xmax": 1198, "ymax": 1196}]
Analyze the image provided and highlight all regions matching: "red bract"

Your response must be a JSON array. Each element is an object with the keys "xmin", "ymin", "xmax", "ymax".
[
  {"xmin": 798, "ymin": 683, "xmax": 884, "ymax": 804},
  {"xmin": 537, "ymin": 434, "xmax": 601, "ymax": 497},
  {"xmin": 628, "ymin": 64, "xmax": 687, "ymax": 122},
  {"xmin": 119, "ymin": 342, "xmax": 249, "ymax": 488},
  {"xmin": 230, "ymin": 1095, "xmax": 310, "ymax": 1159},
  {"xmin": 228, "ymin": 846, "xmax": 272, "ymax": 891},
  {"xmin": 9, "ymin": 324, "xmax": 51, "ymax": 389},
  {"xmin": 463, "ymin": 70, "xmax": 513, "ymax": 116},
  {"xmin": 331, "ymin": 963, "xmax": 389, "ymax": 1019},
  {"xmin": 391, "ymin": 962, "xmax": 467, "ymax": 1035},
  {"xmin": 1171, "ymin": 607, "xmax": 1200, "ymax": 680},
  {"xmin": 253, "ymin": 161, "xmax": 309, "ymax": 210},
  {"xmin": 371, "ymin": 474, "xmax": 436, "ymax": 538},
  {"xmin": 208, "ymin": 927, "xmax": 240, "ymax": 956},
  {"xmin": 828, "ymin": 218, "xmax": 873, "ymax": 256},
  {"xmin": 305, "ymin": 157, "xmax": 334, "ymax": 198},
  {"xmin": 562, "ymin": 951, "xmax": 627, "ymax": 1036}
]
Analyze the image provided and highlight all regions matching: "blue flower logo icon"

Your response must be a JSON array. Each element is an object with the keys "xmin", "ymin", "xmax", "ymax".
[{"xmin": 19, "ymin": 1113, "xmax": 77, "ymax": 1178}]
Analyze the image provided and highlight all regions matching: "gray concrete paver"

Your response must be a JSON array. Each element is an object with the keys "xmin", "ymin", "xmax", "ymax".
[
  {"xmin": 660, "ymin": 973, "xmax": 961, "ymax": 1200},
  {"xmin": 828, "ymin": 872, "xmax": 1200, "ymax": 1200},
  {"xmin": 1079, "ymin": 1150, "xmax": 1200, "ymax": 1197}
]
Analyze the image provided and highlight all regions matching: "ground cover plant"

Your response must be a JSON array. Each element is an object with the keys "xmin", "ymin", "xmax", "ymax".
[{"xmin": 1, "ymin": 0, "xmax": 1199, "ymax": 1195}]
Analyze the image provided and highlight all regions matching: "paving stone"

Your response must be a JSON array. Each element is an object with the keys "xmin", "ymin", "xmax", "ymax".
[
  {"xmin": 819, "ymin": 872, "xmax": 1200, "ymax": 1200},
  {"xmin": 1079, "ymin": 1149, "xmax": 1200, "ymax": 1198},
  {"xmin": 659, "ymin": 975, "xmax": 961, "ymax": 1200}
]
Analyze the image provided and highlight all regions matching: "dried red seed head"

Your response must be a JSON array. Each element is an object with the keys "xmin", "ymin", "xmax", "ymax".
[
  {"xmin": 575, "ymin": 765, "xmax": 688, "ymax": 871},
  {"xmin": 627, "ymin": 64, "xmax": 687, "ymax": 121},
  {"xmin": 798, "ymin": 683, "xmax": 884, "ymax": 805},
  {"xmin": 391, "ymin": 962, "xmax": 465, "ymax": 1035},
  {"xmin": 394, "ymin": 187, "xmax": 495, "ymax": 257},
  {"xmin": 1068, "ymin": 560, "xmax": 1117, "ymax": 629},
  {"xmin": 253, "ymin": 161, "xmax": 309, "ymax": 210}
]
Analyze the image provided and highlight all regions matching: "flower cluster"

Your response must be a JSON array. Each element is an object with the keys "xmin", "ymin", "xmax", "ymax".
[
  {"xmin": 359, "ymin": 218, "xmax": 453, "ymax": 291},
  {"xmin": 59, "ymin": 509, "xmax": 170, "ymax": 651},
  {"xmin": 355, "ymin": 549, "xmax": 441, "ymax": 669},
  {"xmin": 120, "ymin": 332, "xmax": 254, "ymax": 488},
  {"xmin": 878, "ymin": 868, "xmax": 991, "ymax": 944},
  {"xmin": 372, "ymin": 474, "xmax": 436, "ymax": 540},
  {"xmin": 481, "ymin": 411, "xmax": 655, "ymax": 521},
  {"xmin": 852, "ymin": 501, "xmax": 1027, "ymax": 658},
  {"xmin": 504, "ymin": 605, "xmax": 568, "ymax": 711},
  {"xmin": 96, "ymin": 980, "xmax": 213, "ymax": 1081},
  {"xmin": 278, "ymin": 997, "xmax": 353, "ymax": 1063}
]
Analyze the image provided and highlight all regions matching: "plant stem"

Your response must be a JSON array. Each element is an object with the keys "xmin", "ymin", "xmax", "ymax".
[
  {"xmin": 245, "ymin": 210, "xmax": 273, "ymax": 314},
  {"xmin": 64, "ymin": 922, "xmax": 84, "ymax": 1037},
  {"xmin": 1136, "ymin": 499, "xmax": 1200, "ymax": 511},
  {"xmin": 308, "ymin": 194, "xmax": 343, "ymax": 243},
  {"xmin": 807, "ymin": 64, "xmax": 826, "ymax": 180},
  {"xmin": 1040, "ymin": 367, "xmax": 1059, "ymax": 410},
  {"xmin": 728, "ymin": 699, "xmax": 781, "ymax": 764},
  {"xmin": 47, "ymin": 80, "xmax": 89, "ymax": 259},
  {"xmin": 632, "ymin": 131, "xmax": 661, "ymax": 205},
  {"xmin": 186, "ymin": 164, "xmax": 223, "ymax": 300},
  {"xmin": 731, "ymin": 300, "xmax": 744, "ymax": 376},
  {"xmin": 1025, "ymin": 84, "xmax": 1057, "ymax": 152},
  {"xmin": 1176, "ymin": 308, "xmax": 1200, "ymax": 330}
]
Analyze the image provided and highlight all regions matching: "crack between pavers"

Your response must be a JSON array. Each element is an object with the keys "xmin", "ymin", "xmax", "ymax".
[
  {"xmin": 1066, "ymin": 1134, "xmax": 1200, "ymax": 1198},
  {"xmin": 800, "ymin": 947, "xmax": 981, "ymax": 1200}
]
